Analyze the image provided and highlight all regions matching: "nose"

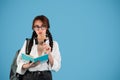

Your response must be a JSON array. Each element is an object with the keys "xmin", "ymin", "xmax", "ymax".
[{"xmin": 37, "ymin": 28, "xmax": 43, "ymax": 31}]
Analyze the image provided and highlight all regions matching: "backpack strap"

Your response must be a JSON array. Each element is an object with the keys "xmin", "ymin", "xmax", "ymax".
[{"xmin": 25, "ymin": 38, "xmax": 30, "ymax": 54}]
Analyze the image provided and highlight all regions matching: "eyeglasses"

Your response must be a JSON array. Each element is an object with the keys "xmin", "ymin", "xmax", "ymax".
[{"xmin": 33, "ymin": 25, "xmax": 47, "ymax": 31}]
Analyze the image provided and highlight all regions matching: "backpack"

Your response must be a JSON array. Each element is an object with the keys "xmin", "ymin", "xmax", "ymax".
[{"xmin": 9, "ymin": 38, "xmax": 30, "ymax": 80}]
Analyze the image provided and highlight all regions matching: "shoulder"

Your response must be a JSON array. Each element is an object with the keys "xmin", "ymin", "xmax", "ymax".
[
  {"xmin": 53, "ymin": 40, "xmax": 59, "ymax": 46},
  {"xmin": 53, "ymin": 40, "xmax": 60, "ymax": 49},
  {"xmin": 21, "ymin": 38, "xmax": 31, "ymax": 47}
]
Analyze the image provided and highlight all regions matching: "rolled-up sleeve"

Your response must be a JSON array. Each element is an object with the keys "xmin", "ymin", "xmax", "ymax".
[
  {"xmin": 16, "ymin": 40, "xmax": 28, "ymax": 75},
  {"xmin": 49, "ymin": 41, "xmax": 61, "ymax": 72}
]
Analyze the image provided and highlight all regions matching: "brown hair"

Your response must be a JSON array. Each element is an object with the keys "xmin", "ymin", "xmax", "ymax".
[{"xmin": 32, "ymin": 15, "xmax": 50, "ymax": 29}]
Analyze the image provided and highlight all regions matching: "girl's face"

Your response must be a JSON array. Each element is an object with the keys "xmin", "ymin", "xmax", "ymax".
[{"xmin": 33, "ymin": 20, "xmax": 47, "ymax": 38}]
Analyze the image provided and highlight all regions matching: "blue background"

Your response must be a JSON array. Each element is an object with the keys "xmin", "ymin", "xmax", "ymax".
[{"xmin": 0, "ymin": 0, "xmax": 120, "ymax": 80}]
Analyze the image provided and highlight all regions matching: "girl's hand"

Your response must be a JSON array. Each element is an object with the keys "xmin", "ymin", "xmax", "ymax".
[
  {"xmin": 43, "ymin": 43, "xmax": 54, "ymax": 67},
  {"xmin": 22, "ymin": 61, "xmax": 40, "ymax": 69},
  {"xmin": 43, "ymin": 43, "xmax": 51, "ymax": 54}
]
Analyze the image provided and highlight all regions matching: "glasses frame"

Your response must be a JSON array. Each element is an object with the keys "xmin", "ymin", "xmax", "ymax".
[{"xmin": 33, "ymin": 25, "xmax": 47, "ymax": 31}]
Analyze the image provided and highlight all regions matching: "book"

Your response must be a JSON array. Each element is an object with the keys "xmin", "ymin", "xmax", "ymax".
[{"xmin": 21, "ymin": 53, "xmax": 48, "ymax": 63}]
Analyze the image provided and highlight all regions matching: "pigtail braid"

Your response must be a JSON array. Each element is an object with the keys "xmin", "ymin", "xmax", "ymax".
[
  {"xmin": 27, "ymin": 31, "xmax": 37, "ymax": 55},
  {"xmin": 46, "ymin": 30, "xmax": 53, "ymax": 51}
]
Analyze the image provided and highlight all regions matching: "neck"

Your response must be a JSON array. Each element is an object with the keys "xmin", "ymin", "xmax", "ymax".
[{"xmin": 38, "ymin": 40, "xmax": 44, "ymax": 45}]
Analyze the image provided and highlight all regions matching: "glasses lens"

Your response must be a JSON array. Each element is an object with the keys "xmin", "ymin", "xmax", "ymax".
[{"xmin": 34, "ymin": 25, "xmax": 46, "ymax": 30}]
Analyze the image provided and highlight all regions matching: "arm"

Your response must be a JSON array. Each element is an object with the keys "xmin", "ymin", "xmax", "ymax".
[
  {"xmin": 16, "ymin": 40, "xmax": 29, "ymax": 74},
  {"xmin": 43, "ymin": 41, "xmax": 61, "ymax": 71},
  {"xmin": 49, "ymin": 41, "xmax": 61, "ymax": 72}
]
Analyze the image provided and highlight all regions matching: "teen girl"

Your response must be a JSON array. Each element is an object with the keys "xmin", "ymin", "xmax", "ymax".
[{"xmin": 16, "ymin": 15, "xmax": 61, "ymax": 80}]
